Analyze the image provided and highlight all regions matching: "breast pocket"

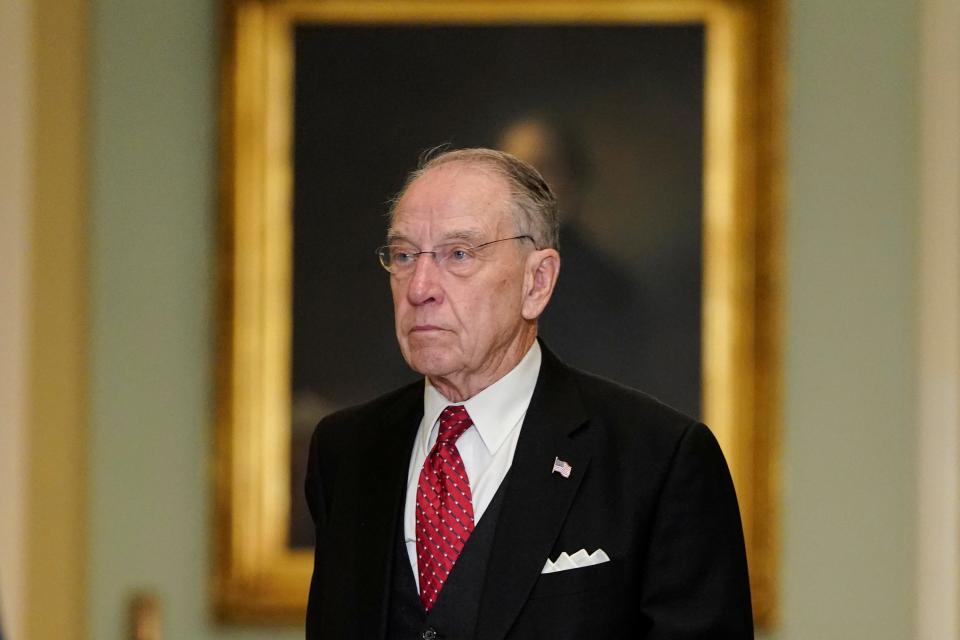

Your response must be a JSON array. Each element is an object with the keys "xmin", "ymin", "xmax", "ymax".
[
  {"xmin": 529, "ymin": 560, "xmax": 620, "ymax": 599},
  {"xmin": 525, "ymin": 563, "xmax": 629, "ymax": 640}
]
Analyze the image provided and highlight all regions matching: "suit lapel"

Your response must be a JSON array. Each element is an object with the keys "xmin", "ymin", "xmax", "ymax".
[
  {"xmin": 352, "ymin": 383, "xmax": 423, "ymax": 640},
  {"xmin": 476, "ymin": 345, "xmax": 596, "ymax": 640}
]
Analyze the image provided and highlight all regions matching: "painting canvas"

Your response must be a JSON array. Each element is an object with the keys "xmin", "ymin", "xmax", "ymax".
[{"xmin": 288, "ymin": 24, "xmax": 704, "ymax": 548}]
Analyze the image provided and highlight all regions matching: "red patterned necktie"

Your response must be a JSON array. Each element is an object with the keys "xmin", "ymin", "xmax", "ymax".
[{"xmin": 416, "ymin": 404, "xmax": 476, "ymax": 611}]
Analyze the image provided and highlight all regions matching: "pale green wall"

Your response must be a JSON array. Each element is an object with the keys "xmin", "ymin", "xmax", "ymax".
[
  {"xmin": 779, "ymin": 0, "xmax": 917, "ymax": 638},
  {"xmin": 87, "ymin": 0, "xmax": 918, "ymax": 638},
  {"xmin": 88, "ymin": 0, "xmax": 299, "ymax": 638}
]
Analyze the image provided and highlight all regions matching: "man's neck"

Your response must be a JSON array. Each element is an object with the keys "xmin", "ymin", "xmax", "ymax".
[{"xmin": 428, "ymin": 333, "xmax": 537, "ymax": 403}]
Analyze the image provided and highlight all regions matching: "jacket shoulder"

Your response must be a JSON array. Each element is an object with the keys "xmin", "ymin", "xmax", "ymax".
[
  {"xmin": 565, "ymin": 365, "xmax": 711, "ymax": 456},
  {"xmin": 309, "ymin": 379, "xmax": 422, "ymax": 453},
  {"xmin": 570, "ymin": 366, "xmax": 696, "ymax": 426}
]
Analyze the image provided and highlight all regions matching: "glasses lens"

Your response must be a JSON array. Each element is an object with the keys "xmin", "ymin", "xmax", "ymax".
[
  {"xmin": 437, "ymin": 244, "xmax": 476, "ymax": 275},
  {"xmin": 376, "ymin": 247, "xmax": 392, "ymax": 271}
]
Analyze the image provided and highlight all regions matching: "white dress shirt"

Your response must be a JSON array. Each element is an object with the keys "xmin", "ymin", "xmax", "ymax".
[{"xmin": 403, "ymin": 341, "xmax": 542, "ymax": 589}]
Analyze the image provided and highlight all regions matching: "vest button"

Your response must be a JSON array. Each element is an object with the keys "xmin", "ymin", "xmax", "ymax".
[{"xmin": 422, "ymin": 628, "xmax": 438, "ymax": 640}]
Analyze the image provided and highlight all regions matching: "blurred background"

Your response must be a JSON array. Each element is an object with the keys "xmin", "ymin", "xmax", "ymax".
[{"xmin": 1, "ymin": 0, "xmax": 957, "ymax": 639}]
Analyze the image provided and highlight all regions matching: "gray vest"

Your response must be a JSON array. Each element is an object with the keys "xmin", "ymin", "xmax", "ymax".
[{"xmin": 387, "ymin": 475, "xmax": 510, "ymax": 640}]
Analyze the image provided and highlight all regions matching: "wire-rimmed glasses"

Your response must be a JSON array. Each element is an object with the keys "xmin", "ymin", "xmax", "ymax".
[{"xmin": 375, "ymin": 235, "xmax": 534, "ymax": 277}]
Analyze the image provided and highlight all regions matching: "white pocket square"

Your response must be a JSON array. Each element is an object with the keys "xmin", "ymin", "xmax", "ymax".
[{"xmin": 541, "ymin": 548, "xmax": 610, "ymax": 574}]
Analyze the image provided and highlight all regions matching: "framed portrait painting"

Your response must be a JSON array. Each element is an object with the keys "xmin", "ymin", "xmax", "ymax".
[{"xmin": 215, "ymin": 0, "xmax": 783, "ymax": 628}]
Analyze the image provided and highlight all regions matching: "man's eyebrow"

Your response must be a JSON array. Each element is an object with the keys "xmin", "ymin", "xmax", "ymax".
[
  {"xmin": 385, "ymin": 231, "xmax": 408, "ymax": 245},
  {"xmin": 385, "ymin": 229, "xmax": 486, "ymax": 246},
  {"xmin": 439, "ymin": 229, "xmax": 485, "ymax": 243}
]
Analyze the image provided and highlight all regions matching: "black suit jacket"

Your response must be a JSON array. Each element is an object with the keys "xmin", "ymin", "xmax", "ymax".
[{"xmin": 305, "ymin": 344, "xmax": 753, "ymax": 639}]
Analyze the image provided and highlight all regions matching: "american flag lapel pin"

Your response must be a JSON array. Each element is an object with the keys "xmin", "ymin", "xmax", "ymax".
[{"xmin": 552, "ymin": 456, "xmax": 572, "ymax": 478}]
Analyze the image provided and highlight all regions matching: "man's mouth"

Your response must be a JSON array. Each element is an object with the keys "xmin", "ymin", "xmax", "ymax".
[{"xmin": 411, "ymin": 324, "xmax": 444, "ymax": 332}]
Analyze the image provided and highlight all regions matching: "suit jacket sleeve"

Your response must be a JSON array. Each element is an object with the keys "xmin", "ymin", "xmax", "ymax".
[{"xmin": 640, "ymin": 422, "xmax": 753, "ymax": 638}]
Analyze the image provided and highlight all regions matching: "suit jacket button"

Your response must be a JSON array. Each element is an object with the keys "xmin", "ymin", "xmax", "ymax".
[{"xmin": 422, "ymin": 628, "xmax": 438, "ymax": 640}]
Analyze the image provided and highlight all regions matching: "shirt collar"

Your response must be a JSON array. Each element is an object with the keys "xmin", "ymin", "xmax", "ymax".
[{"xmin": 422, "ymin": 341, "xmax": 542, "ymax": 455}]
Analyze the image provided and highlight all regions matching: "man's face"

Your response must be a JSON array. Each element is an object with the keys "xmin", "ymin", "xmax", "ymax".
[{"xmin": 388, "ymin": 162, "xmax": 531, "ymax": 386}]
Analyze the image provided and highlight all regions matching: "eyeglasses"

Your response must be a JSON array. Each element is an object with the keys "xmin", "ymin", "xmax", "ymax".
[{"xmin": 375, "ymin": 235, "xmax": 535, "ymax": 277}]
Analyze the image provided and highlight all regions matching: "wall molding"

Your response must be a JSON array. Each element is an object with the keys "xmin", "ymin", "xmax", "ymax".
[
  {"xmin": 0, "ymin": 1, "xmax": 33, "ymax": 637},
  {"xmin": 25, "ymin": 1, "xmax": 89, "ymax": 638},
  {"xmin": 916, "ymin": 0, "xmax": 960, "ymax": 636}
]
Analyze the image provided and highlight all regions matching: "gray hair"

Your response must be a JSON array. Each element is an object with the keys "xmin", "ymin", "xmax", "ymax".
[{"xmin": 389, "ymin": 147, "xmax": 560, "ymax": 250}]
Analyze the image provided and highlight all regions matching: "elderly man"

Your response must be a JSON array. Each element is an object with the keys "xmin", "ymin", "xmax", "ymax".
[{"xmin": 304, "ymin": 148, "xmax": 752, "ymax": 639}]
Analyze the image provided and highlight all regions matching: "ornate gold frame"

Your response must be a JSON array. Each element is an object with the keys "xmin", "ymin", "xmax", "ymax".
[{"xmin": 215, "ymin": 0, "xmax": 783, "ymax": 628}]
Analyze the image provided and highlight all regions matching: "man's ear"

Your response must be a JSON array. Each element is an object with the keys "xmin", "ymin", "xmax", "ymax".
[{"xmin": 521, "ymin": 249, "xmax": 560, "ymax": 321}]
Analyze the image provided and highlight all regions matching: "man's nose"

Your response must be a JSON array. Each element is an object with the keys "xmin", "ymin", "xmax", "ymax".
[{"xmin": 406, "ymin": 253, "xmax": 443, "ymax": 305}]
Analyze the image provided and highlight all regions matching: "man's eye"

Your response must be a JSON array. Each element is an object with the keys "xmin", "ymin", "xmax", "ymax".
[
  {"xmin": 392, "ymin": 250, "xmax": 416, "ymax": 264},
  {"xmin": 449, "ymin": 247, "xmax": 473, "ymax": 262}
]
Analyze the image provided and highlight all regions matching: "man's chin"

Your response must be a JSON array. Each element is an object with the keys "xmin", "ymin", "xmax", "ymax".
[{"xmin": 403, "ymin": 347, "xmax": 458, "ymax": 379}]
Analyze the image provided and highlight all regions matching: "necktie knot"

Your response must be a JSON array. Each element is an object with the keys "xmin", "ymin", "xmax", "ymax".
[{"xmin": 438, "ymin": 405, "xmax": 473, "ymax": 443}]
